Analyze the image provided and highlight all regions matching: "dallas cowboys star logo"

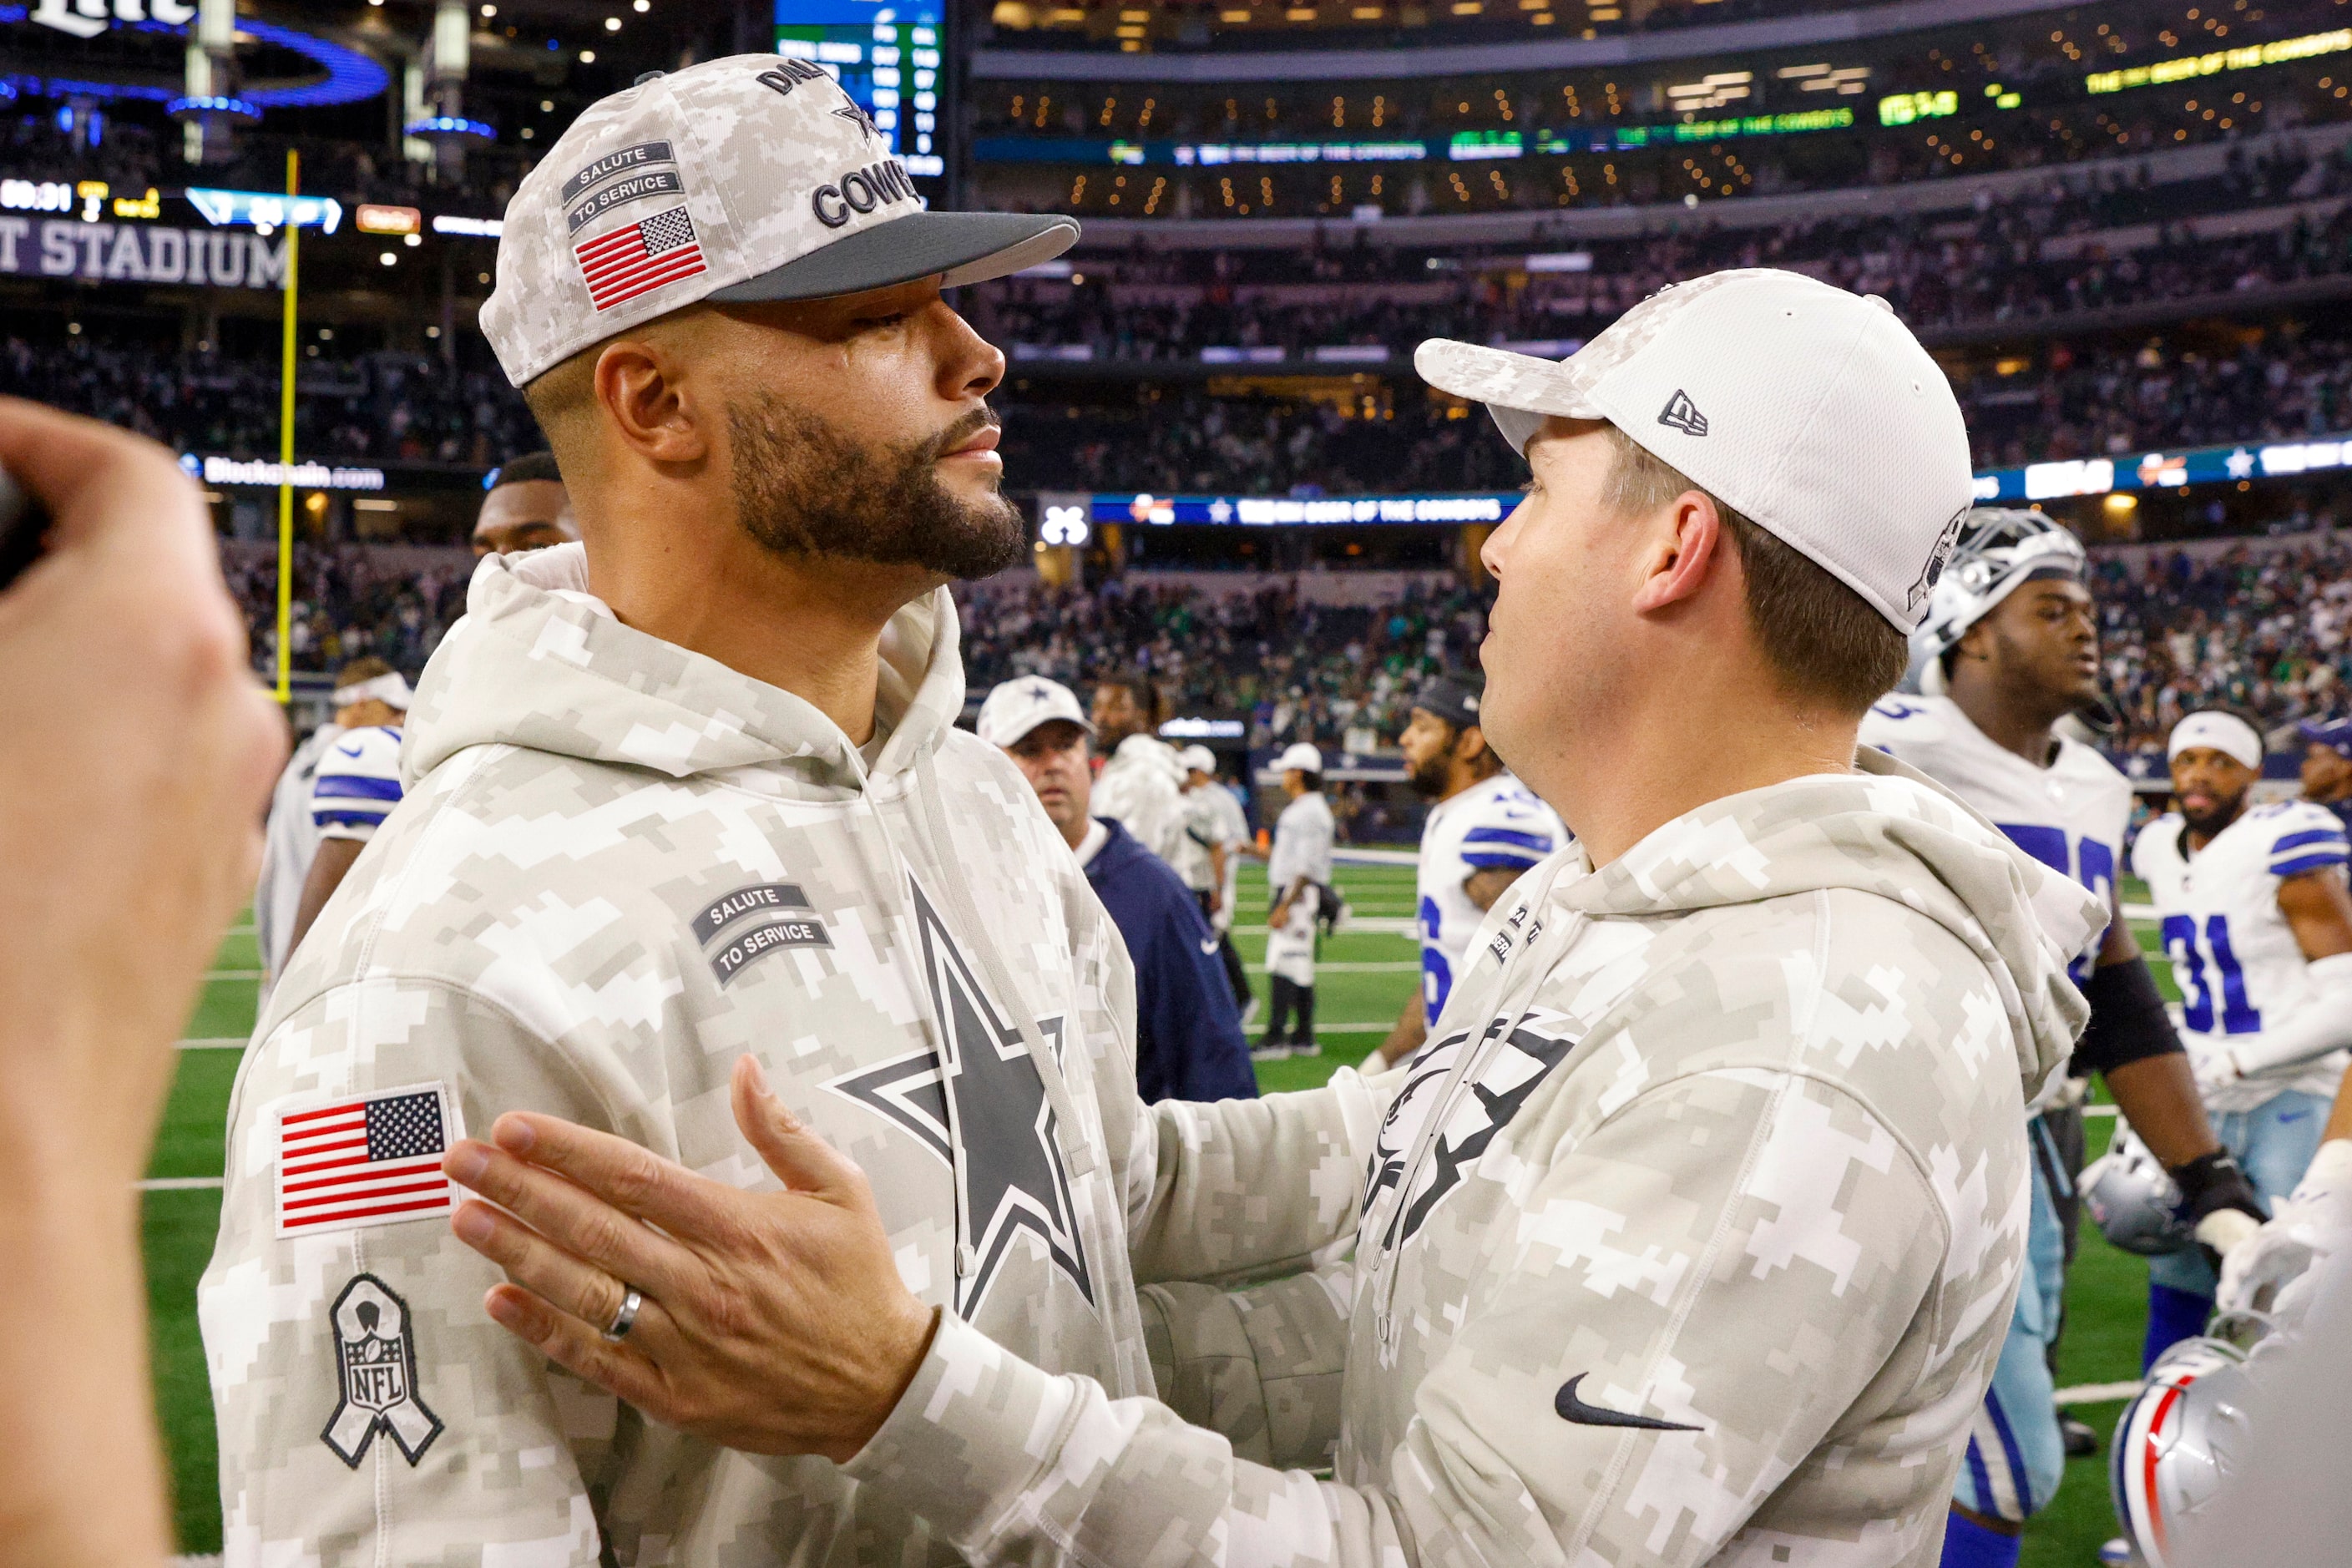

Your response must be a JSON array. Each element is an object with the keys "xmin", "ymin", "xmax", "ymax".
[
  {"xmin": 833, "ymin": 99, "xmax": 878, "ymax": 142},
  {"xmin": 823, "ymin": 882, "xmax": 1090, "ymax": 1318}
]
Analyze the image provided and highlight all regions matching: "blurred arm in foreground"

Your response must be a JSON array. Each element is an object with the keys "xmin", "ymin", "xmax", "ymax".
[{"xmin": 0, "ymin": 399, "xmax": 286, "ymax": 1568}]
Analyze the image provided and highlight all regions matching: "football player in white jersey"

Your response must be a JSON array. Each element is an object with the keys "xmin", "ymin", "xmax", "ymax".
[
  {"xmin": 1376, "ymin": 674, "xmax": 1568, "ymax": 1069},
  {"xmin": 285, "ymin": 660, "xmax": 408, "ymax": 956},
  {"xmin": 2132, "ymin": 709, "xmax": 2352, "ymax": 1353},
  {"xmin": 1859, "ymin": 508, "xmax": 2263, "ymax": 1568}
]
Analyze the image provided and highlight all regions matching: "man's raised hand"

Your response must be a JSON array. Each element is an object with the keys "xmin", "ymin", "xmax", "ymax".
[{"xmin": 443, "ymin": 1055, "xmax": 938, "ymax": 1462}]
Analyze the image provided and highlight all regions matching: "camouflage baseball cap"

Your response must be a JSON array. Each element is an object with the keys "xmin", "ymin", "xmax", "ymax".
[
  {"xmin": 1414, "ymin": 268, "xmax": 1972, "ymax": 632},
  {"xmin": 482, "ymin": 53, "xmax": 1079, "ymax": 387}
]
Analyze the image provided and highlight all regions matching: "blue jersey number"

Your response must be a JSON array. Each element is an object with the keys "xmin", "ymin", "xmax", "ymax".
[
  {"xmin": 1419, "ymin": 894, "xmax": 1452, "ymax": 1016},
  {"xmin": 1997, "ymin": 824, "xmax": 2117, "ymax": 980},
  {"xmin": 2159, "ymin": 913, "xmax": 2263, "ymax": 1035}
]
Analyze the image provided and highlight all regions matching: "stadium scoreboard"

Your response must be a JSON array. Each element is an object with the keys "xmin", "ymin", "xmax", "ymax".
[{"xmin": 774, "ymin": 2, "xmax": 948, "ymax": 183}]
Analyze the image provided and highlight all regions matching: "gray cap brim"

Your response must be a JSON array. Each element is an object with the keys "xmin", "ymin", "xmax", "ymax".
[
  {"xmin": 1414, "ymin": 337, "xmax": 1606, "ymax": 455},
  {"xmin": 709, "ymin": 210, "xmax": 1079, "ymax": 305}
]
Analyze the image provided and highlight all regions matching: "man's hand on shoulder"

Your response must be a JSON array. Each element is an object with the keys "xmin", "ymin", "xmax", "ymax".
[{"xmin": 444, "ymin": 1055, "xmax": 938, "ymax": 1463}]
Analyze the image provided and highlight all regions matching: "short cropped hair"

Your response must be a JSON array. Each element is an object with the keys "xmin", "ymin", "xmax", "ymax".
[
  {"xmin": 1601, "ymin": 425, "xmax": 1905, "ymax": 715},
  {"xmin": 493, "ymin": 450, "xmax": 563, "ymax": 487},
  {"xmin": 333, "ymin": 655, "xmax": 394, "ymax": 690}
]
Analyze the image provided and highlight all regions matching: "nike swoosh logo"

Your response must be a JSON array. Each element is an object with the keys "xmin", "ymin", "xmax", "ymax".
[
  {"xmin": 1200, "ymin": 937, "xmax": 1222, "ymax": 954},
  {"xmin": 2279, "ymin": 1110, "xmax": 2312, "ymax": 1122},
  {"xmin": 336, "ymin": 741, "xmax": 366, "ymax": 756},
  {"xmin": 1555, "ymin": 1374, "xmax": 1702, "ymax": 1432}
]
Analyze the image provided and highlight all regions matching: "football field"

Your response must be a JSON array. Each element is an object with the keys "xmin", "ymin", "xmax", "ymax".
[{"xmin": 148, "ymin": 858, "xmax": 2165, "ymax": 1562}]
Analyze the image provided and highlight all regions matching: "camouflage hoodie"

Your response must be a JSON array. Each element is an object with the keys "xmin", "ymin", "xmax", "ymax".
[
  {"xmin": 842, "ymin": 750, "xmax": 2103, "ymax": 1567},
  {"xmin": 198, "ymin": 544, "xmax": 1383, "ymax": 1566}
]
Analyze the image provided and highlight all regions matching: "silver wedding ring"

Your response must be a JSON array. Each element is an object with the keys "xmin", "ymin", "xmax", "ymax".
[{"xmin": 603, "ymin": 1286, "xmax": 644, "ymax": 1343}]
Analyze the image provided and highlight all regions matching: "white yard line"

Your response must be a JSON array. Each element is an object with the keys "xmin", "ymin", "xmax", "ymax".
[
  {"xmin": 1233, "ymin": 918, "xmax": 1415, "ymax": 936},
  {"xmin": 206, "ymin": 969, "xmax": 264, "ymax": 981},
  {"xmin": 2054, "ymin": 1380, "xmax": 2144, "ymax": 1408},
  {"xmin": 1246, "ymin": 960, "xmax": 1418, "ymax": 974},
  {"xmin": 178, "ymin": 1037, "xmax": 247, "ymax": 1050},
  {"xmin": 138, "ymin": 1176, "xmax": 224, "ymax": 1191},
  {"xmin": 2123, "ymin": 903, "xmax": 2157, "ymax": 921}
]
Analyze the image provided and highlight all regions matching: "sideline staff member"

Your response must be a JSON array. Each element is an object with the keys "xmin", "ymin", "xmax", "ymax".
[{"xmin": 978, "ymin": 677, "xmax": 1257, "ymax": 1103}]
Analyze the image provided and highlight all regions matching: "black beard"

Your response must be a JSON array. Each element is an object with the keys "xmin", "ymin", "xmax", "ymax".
[
  {"xmin": 2182, "ymin": 789, "xmax": 2249, "ymax": 840},
  {"xmin": 1406, "ymin": 747, "xmax": 1453, "ymax": 800},
  {"xmin": 726, "ymin": 395, "xmax": 1025, "ymax": 579}
]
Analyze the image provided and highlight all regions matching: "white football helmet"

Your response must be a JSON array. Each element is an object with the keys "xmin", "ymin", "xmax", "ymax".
[
  {"xmin": 1912, "ymin": 507, "xmax": 2090, "ymax": 667},
  {"xmin": 2083, "ymin": 1130, "xmax": 2196, "ymax": 1257},
  {"xmin": 2109, "ymin": 1333, "xmax": 2264, "ymax": 1568}
]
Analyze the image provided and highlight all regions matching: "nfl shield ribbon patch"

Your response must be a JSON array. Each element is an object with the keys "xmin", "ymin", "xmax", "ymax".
[
  {"xmin": 574, "ymin": 204, "xmax": 707, "ymax": 311},
  {"xmin": 274, "ymin": 1082, "xmax": 464, "ymax": 1237},
  {"xmin": 321, "ymin": 1273, "xmax": 443, "ymax": 1468}
]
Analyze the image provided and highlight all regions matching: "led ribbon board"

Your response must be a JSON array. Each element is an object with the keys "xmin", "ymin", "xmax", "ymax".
[
  {"xmin": 187, "ymin": 188, "xmax": 343, "ymax": 234},
  {"xmin": 1972, "ymin": 432, "xmax": 2352, "ymax": 503},
  {"xmin": 775, "ymin": 2, "xmax": 948, "ymax": 179},
  {"xmin": 0, "ymin": 9, "xmax": 388, "ymax": 109},
  {"xmin": 2086, "ymin": 28, "xmax": 2352, "ymax": 94}
]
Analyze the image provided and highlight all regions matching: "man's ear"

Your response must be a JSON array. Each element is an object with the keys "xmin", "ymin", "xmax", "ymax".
[
  {"xmin": 592, "ymin": 333, "xmax": 711, "ymax": 466},
  {"xmin": 1628, "ymin": 490, "xmax": 1727, "ymax": 615},
  {"xmin": 1454, "ymin": 721, "xmax": 1488, "ymax": 765}
]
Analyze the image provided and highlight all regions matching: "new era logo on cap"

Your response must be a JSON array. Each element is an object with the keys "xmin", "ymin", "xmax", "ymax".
[
  {"xmin": 1657, "ymin": 388, "xmax": 1708, "ymax": 438},
  {"xmin": 481, "ymin": 53, "xmax": 1079, "ymax": 387}
]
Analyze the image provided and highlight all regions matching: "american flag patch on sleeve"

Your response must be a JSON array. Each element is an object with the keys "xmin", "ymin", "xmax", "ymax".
[{"xmin": 274, "ymin": 1083, "xmax": 466, "ymax": 1238}]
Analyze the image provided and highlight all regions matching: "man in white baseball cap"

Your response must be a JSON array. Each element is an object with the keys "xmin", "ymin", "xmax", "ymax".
[
  {"xmin": 396, "ymin": 271, "xmax": 2098, "ymax": 1567},
  {"xmin": 1176, "ymin": 743, "xmax": 1252, "ymax": 1014},
  {"xmin": 1258, "ymin": 741, "xmax": 1334, "ymax": 1060}
]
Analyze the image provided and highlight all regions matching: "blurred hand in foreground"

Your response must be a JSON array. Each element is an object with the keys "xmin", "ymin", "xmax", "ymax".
[{"xmin": 0, "ymin": 398, "xmax": 286, "ymax": 1568}]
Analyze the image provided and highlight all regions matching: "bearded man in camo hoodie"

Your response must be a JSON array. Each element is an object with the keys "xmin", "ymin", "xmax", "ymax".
[
  {"xmin": 200, "ymin": 59, "xmax": 1393, "ymax": 1565},
  {"xmin": 432, "ymin": 271, "xmax": 2107, "ymax": 1567}
]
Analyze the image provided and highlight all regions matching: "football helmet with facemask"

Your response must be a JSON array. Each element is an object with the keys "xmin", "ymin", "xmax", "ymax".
[
  {"xmin": 2109, "ymin": 1323, "xmax": 2274, "ymax": 1568},
  {"xmin": 2083, "ymin": 1128, "xmax": 2198, "ymax": 1257},
  {"xmin": 1912, "ymin": 506, "xmax": 2092, "ymax": 668}
]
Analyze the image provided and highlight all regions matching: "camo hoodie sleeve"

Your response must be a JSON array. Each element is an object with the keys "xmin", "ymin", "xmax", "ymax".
[
  {"xmin": 839, "ymin": 913, "xmax": 1981, "ymax": 1568},
  {"xmin": 200, "ymin": 981, "xmax": 616, "ymax": 1567}
]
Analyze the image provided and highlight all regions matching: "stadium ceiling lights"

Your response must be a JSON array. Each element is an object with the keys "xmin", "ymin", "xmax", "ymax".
[
  {"xmin": 403, "ymin": 115, "xmax": 497, "ymax": 141},
  {"xmin": 0, "ymin": 8, "xmax": 389, "ymax": 110}
]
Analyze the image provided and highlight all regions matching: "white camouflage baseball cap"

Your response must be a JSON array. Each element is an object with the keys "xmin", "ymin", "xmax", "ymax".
[
  {"xmin": 482, "ymin": 53, "xmax": 1080, "ymax": 387},
  {"xmin": 1414, "ymin": 268, "xmax": 1972, "ymax": 632},
  {"xmin": 976, "ymin": 676, "xmax": 1094, "ymax": 749}
]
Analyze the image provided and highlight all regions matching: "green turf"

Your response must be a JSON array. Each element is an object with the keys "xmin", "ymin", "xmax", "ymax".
[{"xmin": 145, "ymin": 864, "xmax": 2175, "ymax": 1554}]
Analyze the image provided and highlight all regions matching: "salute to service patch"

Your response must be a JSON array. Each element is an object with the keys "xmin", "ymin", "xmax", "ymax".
[{"xmin": 272, "ymin": 1082, "xmax": 463, "ymax": 1237}]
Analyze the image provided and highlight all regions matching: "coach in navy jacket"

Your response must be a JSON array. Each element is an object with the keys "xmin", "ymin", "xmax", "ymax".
[
  {"xmin": 978, "ymin": 676, "xmax": 1258, "ymax": 1104},
  {"xmin": 1080, "ymin": 816, "xmax": 1259, "ymax": 1102}
]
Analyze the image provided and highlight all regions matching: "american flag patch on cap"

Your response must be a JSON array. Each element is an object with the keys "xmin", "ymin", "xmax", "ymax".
[
  {"xmin": 574, "ymin": 204, "xmax": 707, "ymax": 312},
  {"xmin": 274, "ymin": 1083, "xmax": 466, "ymax": 1237}
]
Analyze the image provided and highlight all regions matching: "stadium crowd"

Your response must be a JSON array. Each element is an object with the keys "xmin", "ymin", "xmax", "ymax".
[
  {"xmin": 229, "ymin": 526, "xmax": 2352, "ymax": 802},
  {"xmin": 0, "ymin": 336, "xmax": 546, "ymax": 468}
]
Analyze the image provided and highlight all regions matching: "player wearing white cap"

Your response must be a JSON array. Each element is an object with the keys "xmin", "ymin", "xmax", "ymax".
[
  {"xmin": 1375, "ymin": 672, "xmax": 1568, "ymax": 1070},
  {"xmin": 439, "ymin": 269, "xmax": 2107, "ymax": 1568},
  {"xmin": 203, "ymin": 56, "xmax": 1393, "ymax": 1566},
  {"xmin": 1859, "ymin": 509, "xmax": 2265, "ymax": 1568},
  {"xmin": 1178, "ymin": 743, "xmax": 1253, "ymax": 1014},
  {"xmin": 2133, "ymin": 710, "xmax": 2352, "ymax": 1354},
  {"xmin": 1258, "ymin": 740, "xmax": 1335, "ymax": 1060}
]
